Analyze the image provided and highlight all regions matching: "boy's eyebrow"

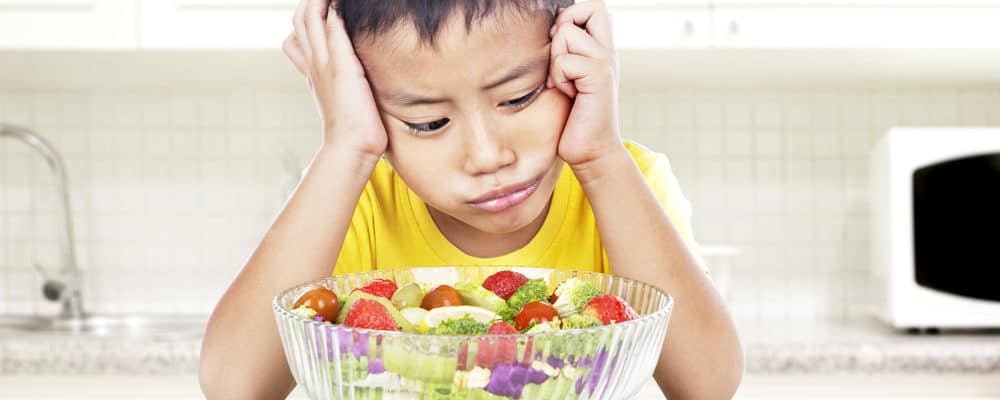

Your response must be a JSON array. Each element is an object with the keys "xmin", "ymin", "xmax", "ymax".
[
  {"xmin": 482, "ymin": 56, "xmax": 548, "ymax": 91},
  {"xmin": 381, "ymin": 57, "xmax": 548, "ymax": 107}
]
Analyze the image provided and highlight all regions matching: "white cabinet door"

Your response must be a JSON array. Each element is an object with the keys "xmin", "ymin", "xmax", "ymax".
[
  {"xmin": 138, "ymin": 0, "xmax": 297, "ymax": 49},
  {"xmin": 608, "ymin": 1, "xmax": 712, "ymax": 49},
  {"xmin": 0, "ymin": 0, "xmax": 136, "ymax": 49},
  {"xmin": 713, "ymin": 2, "xmax": 1000, "ymax": 49}
]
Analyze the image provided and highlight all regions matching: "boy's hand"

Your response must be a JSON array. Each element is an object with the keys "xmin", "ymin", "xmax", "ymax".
[
  {"xmin": 283, "ymin": 0, "xmax": 387, "ymax": 157},
  {"xmin": 548, "ymin": 0, "xmax": 623, "ymax": 168}
]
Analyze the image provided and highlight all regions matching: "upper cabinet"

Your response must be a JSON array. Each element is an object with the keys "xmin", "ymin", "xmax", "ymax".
[
  {"xmin": 609, "ymin": 1, "xmax": 713, "ymax": 49},
  {"xmin": 712, "ymin": 1, "xmax": 1000, "ymax": 49},
  {"xmin": 3, "ymin": 0, "xmax": 1000, "ymax": 50},
  {"xmin": 0, "ymin": 0, "xmax": 136, "ymax": 49},
  {"xmin": 138, "ymin": 0, "xmax": 296, "ymax": 49}
]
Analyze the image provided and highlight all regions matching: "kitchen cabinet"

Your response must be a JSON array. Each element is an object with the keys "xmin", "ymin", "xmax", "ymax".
[
  {"xmin": 4, "ymin": 0, "xmax": 1000, "ymax": 51},
  {"xmin": 138, "ymin": 0, "xmax": 296, "ymax": 49},
  {"xmin": 609, "ymin": 1, "xmax": 713, "ymax": 49},
  {"xmin": 0, "ymin": 0, "xmax": 136, "ymax": 49},
  {"xmin": 712, "ymin": 1, "xmax": 1000, "ymax": 49}
]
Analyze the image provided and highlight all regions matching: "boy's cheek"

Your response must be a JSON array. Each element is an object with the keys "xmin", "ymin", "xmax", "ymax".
[{"xmin": 526, "ymin": 89, "xmax": 572, "ymax": 142}]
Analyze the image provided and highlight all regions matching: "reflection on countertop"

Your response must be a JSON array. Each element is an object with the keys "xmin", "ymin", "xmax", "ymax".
[
  {"xmin": 739, "ymin": 317, "xmax": 1000, "ymax": 374},
  {"xmin": 2, "ymin": 316, "xmax": 999, "ymax": 375}
]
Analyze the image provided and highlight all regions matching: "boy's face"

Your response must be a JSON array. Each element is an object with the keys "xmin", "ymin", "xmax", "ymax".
[{"xmin": 356, "ymin": 8, "xmax": 570, "ymax": 235}]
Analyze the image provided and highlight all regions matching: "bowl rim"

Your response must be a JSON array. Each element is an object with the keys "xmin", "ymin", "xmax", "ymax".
[{"xmin": 272, "ymin": 266, "xmax": 674, "ymax": 339}]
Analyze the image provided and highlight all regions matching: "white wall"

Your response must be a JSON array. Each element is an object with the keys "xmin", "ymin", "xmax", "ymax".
[{"xmin": 3, "ymin": 86, "xmax": 999, "ymax": 320}]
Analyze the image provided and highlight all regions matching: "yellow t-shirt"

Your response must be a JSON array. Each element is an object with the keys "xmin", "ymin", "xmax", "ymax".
[{"xmin": 333, "ymin": 140, "xmax": 701, "ymax": 275}]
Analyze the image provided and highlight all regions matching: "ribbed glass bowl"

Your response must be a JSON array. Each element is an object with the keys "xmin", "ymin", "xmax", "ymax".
[{"xmin": 273, "ymin": 267, "xmax": 673, "ymax": 400}]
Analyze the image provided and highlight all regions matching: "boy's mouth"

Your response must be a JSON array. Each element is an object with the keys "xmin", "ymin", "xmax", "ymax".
[{"xmin": 468, "ymin": 178, "xmax": 541, "ymax": 213}]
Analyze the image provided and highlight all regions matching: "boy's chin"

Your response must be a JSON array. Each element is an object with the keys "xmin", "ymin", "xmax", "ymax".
[{"xmin": 468, "ymin": 203, "xmax": 548, "ymax": 235}]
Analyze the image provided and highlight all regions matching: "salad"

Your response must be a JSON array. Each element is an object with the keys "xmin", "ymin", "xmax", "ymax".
[{"xmin": 287, "ymin": 269, "xmax": 642, "ymax": 399}]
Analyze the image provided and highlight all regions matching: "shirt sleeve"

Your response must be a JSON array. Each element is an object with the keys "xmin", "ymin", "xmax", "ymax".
[{"xmin": 630, "ymin": 143, "xmax": 709, "ymax": 274}]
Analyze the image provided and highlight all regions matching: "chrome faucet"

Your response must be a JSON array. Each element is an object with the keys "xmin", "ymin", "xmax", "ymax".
[{"xmin": 1, "ymin": 123, "xmax": 85, "ymax": 319}]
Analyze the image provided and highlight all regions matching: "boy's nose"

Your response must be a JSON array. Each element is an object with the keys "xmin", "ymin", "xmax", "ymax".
[{"xmin": 463, "ymin": 117, "xmax": 515, "ymax": 176}]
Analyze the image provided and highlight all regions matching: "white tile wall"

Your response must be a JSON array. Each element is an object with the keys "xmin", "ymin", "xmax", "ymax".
[
  {"xmin": 1, "ymin": 90, "xmax": 319, "ymax": 316},
  {"xmin": 618, "ymin": 87, "xmax": 1000, "ymax": 321},
  {"xmin": 2, "ymin": 87, "xmax": 999, "ymax": 320}
]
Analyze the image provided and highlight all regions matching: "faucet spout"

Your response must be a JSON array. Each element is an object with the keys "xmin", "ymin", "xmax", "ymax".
[{"xmin": 1, "ymin": 123, "xmax": 84, "ymax": 319}]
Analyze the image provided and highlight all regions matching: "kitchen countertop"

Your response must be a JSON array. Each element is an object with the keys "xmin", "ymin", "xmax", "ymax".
[
  {"xmin": 739, "ymin": 317, "xmax": 1000, "ymax": 374},
  {"xmin": 2, "ymin": 317, "xmax": 999, "ymax": 376}
]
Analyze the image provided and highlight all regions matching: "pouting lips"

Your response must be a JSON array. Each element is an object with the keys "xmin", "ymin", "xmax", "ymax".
[{"xmin": 469, "ymin": 178, "xmax": 541, "ymax": 213}]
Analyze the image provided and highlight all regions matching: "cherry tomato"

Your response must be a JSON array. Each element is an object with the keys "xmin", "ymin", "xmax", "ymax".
[
  {"xmin": 421, "ymin": 285, "xmax": 462, "ymax": 310},
  {"xmin": 293, "ymin": 286, "xmax": 340, "ymax": 322},
  {"xmin": 514, "ymin": 301, "xmax": 559, "ymax": 331}
]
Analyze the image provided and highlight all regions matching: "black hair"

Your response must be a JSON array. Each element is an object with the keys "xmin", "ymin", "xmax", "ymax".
[{"xmin": 337, "ymin": 0, "xmax": 574, "ymax": 47}]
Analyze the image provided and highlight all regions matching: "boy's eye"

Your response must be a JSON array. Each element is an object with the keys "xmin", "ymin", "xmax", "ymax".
[
  {"xmin": 500, "ymin": 85, "xmax": 544, "ymax": 109},
  {"xmin": 405, "ymin": 118, "xmax": 450, "ymax": 134}
]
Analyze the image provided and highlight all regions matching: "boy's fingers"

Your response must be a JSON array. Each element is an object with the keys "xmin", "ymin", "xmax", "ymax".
[
  {"xmin": 551, "ymin": 21, "xmax": 608, "ymax": 61},
  {"xmin": 292, "ymin": 0, "xmax": 312, "ymax": 61},
  {"xmin": 304, "ymin": 0, "xmax": 329, "ymax": 65},
  {"xmin": 282, "ymin": 33, "xmax": 308, "ymax": 77},
  {"xmin": 551, "ymin": 53, "xmax": 610, "ymax": 98},
  {"xmin": 325, "ymin": 1, "xmax": 363, "ymax": 75},
  {"xmin": 554, "ymin": 0, "xmax": 614, "ymax": 49},
  {"xmin": 549, "ymin": 53, "xmax": 578, "ymax": 99}
]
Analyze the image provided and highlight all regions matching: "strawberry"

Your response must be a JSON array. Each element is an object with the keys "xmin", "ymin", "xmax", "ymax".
[
  {"xmin": 342, "ymin": 298, "xmax": 398, "ymax": 331},
  {"xmin": 487, "ymin": 320, "xmax": 518, "ymax": 335},
  {"xmin": 354, "ymin": 278, "xmax": 398, "ymax": 301},
  {"xmin": 475, "ymin": 321, "xmax": 519, "ymax": 369},
  {"xmin": 482, "ymin": 271, "xmax": 529, "ymax": 300},
  {"xmin": 581, "ymin": 294, "xmax": 639, "ymax": 325}
]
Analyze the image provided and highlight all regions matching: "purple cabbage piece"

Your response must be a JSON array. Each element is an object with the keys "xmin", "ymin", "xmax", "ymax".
[
  {"xmin": 310, "ymin": 325, "xmax": 373, "ymax": 362},
  {"xmin": 484, "ymin": 363, "xmax": 549, "ymax": 399},
  {"xmin": 575, "ymin": 349, "xmax": 610, "ymax": 396},
  {"xmin": 331, "ymin": 329, "xmax": 370, "ymax": 359},
  {"xmin": 368, "ymin": 358, "xmax": 386, "ymax": 374},
  {"xmin": 314, "ymin": 316, "xmax": 325, "ymax": 322},
  {"xmin": 546, "ymin": 355, "xmax": 565, "ymax": 369}
]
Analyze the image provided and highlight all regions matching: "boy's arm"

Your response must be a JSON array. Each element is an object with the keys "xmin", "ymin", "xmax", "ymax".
[
  {"xmin": 199, "ymin": 148, "xmax": 378, "ymax": 399},
  {"xmin": 200, "ymin": 1, "xmax": 388, "ymax": 398},
  {"xmin": 548, "ymin": 2, "xmax": 743, "ymax": 398},
  {"xmin": 575, "ymin": 147, "xmax": 744, "ymax": 400}
]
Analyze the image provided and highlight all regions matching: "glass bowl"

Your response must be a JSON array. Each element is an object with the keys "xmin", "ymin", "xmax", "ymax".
[{"xmin": 273, "ymin": 266, "xmax": 673, "ymax": 400}]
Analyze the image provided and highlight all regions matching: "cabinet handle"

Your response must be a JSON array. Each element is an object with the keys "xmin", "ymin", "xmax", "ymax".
[
  {"xmin": 728, "ymin": 20, "xmax": 740, "ymax": 36},
  {"xmin": 684, "ymin": 20, "xmax": 695, "ymax": 36}
]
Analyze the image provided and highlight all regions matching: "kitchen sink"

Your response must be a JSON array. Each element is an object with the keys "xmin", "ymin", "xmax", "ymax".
[{"xmin": 0, "ymin": 314, "xmax": 208, "ymax": 338}]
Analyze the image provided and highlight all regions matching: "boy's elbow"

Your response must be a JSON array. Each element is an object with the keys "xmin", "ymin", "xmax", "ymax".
[
  {"xmin": 718, "ymin": 349, "xmax": 745, "ymax": 399},
  {"xmin": 668, "ymin": 354, "xmax": 744, "ymax": 400},
  {"xmin": 199, "ymin": 347, "xmax": 287, "ymax": 400},
  {"xmin": 658, "ymin": 333, "xmax": 745, "ymax": 400},
  {"xmin": 705, "ymin": 333, "xmax": 745, "ymax": 399},
  {"xmin": 706, "ymin": 339, "xmax": 746, "ymax": 399},
  {"xmin": 199, "ymin": 350, "xmax": 242, "ymax": 400}
]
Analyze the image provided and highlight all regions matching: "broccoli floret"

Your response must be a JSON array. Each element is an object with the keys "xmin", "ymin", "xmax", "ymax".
[
  {"xmin": 551, "ymin": 278, "xmax": 602, "ymax": 318},
  {"xmin": 560, "ymin": 314, "xmax": 603, "ymax": 330},
  {"xmin": 429, "ymin": 314, "xmax": 490, "ymax": 335},
  {"xmin": 506, "ymin": 278, "xmax": 549, "ymax": 314}
]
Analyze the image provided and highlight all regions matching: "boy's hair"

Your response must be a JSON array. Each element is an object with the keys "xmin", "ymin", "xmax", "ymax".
[{"xmin": 337, "ymin": 0, "xmax": 574, "ymax": 47}]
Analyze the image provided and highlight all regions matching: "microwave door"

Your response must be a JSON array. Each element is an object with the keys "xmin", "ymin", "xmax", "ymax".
[{"xmin": 912, "ymin": 153, "xmax": 1000, "ymax": 302}]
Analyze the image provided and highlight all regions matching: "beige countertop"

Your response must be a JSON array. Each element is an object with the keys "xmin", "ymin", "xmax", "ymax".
[{"xmin": 2, "ymin": 316, "xmax": 999, "ymax": 399}]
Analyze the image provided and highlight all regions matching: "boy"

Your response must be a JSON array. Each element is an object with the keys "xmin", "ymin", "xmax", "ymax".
[{"xmin": 200, "ymin": 0, "xmax": 743, "ymax": 398}]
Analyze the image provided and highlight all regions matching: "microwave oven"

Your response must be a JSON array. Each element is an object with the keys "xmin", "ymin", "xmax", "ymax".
[{"xmin": 870, "ymin": 127, "xmax": 1000, "ymax": 329}]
